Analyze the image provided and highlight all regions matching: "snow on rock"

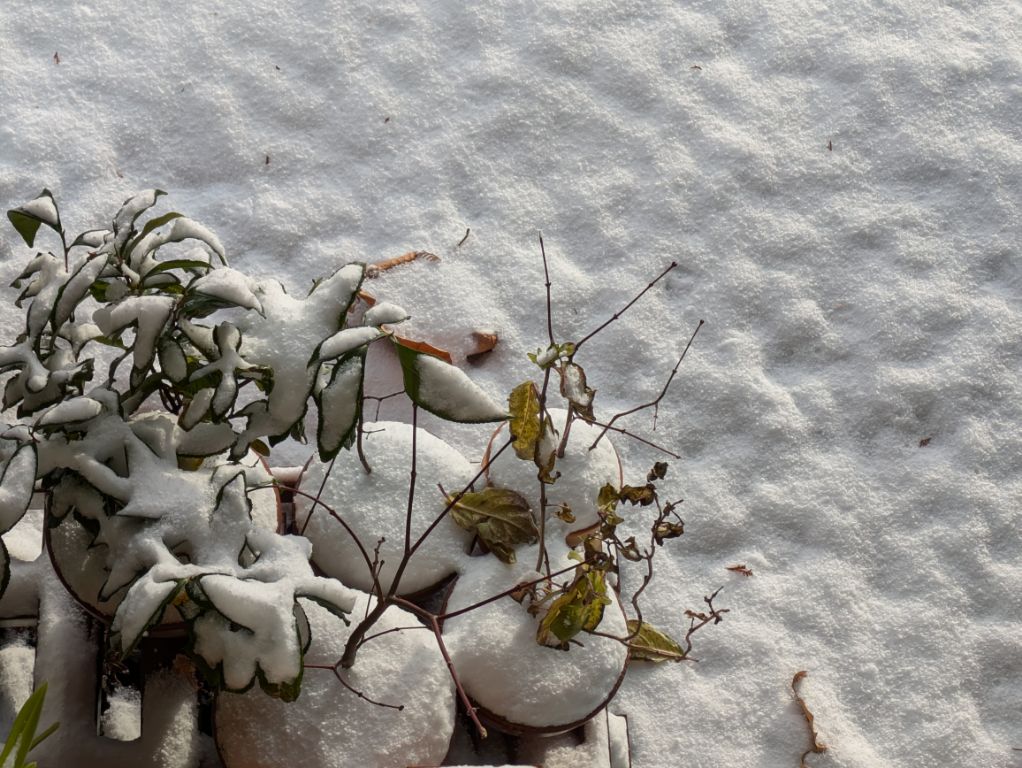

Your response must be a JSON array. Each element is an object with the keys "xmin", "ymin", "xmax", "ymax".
[
  {"xmin": 297, "ymin": 422, "xmax": 475, "ymax": 595},
  {"xmin": 486, "ymin": 409, "xmax": 622, "ymax": 536},
  {"xmin": 444, "ymin": 544, "xmax": 628, "ymax": 730},
  {"xmin": 215, "ymin": 595, "xmax": 455, "ymax": 768}
]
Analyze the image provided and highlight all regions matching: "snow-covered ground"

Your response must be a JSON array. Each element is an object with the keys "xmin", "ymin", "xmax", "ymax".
[{"xmin": 1, "ymin": 1, "xmax": 1020, "ymax": 766}]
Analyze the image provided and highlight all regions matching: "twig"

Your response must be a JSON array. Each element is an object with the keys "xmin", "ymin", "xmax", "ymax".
[
  {"xmin": 457, "ymin": 228, "xmax": 471, "ymax": 247},
  {"xmin": 304, "ymin": 663, "xmax": 404, "ymax": 712},
  {"xmin": 438, "ymin": 563, "xmax": 579, "ymax": 622},
  {"xmin": 572, "ymin": 261, "xmax": 677, "ymax": 356},
  {"xmin": 792, "ymin": 671, "xmax": 827, "ymax": 767},
  {"xmin": 298, "ymin": 454, "xmax": 338, "ymax": 535},
  {"xmin": 589, "ymin": 320, "xmax": 703, "ymax": 452},
  {"xmin": 585, "ymin": 418, "xmax": 680, "ymax": 458},
  {"xmin": 681, "ymin": 587, "xmax": 729, "ymax": 659},
  {"xmin": 287, "ymin": 487, "xmax": 375, "ymax": 579},
  {"xmin": 364, "ymin": 390, "xmax": 405, "ymax": 421},
  {"xmin": 392, "ymin": 597, "xmax": 488, "ymax": 739},
  {"xmin": 540, "ymin": 235, "xmax": 555, "ymax": 347}
]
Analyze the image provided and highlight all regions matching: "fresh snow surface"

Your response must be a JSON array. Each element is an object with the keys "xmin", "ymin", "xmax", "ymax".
[{"xmin": 1, "ymin": 2, "xmax": 1021, "ymax": 767}]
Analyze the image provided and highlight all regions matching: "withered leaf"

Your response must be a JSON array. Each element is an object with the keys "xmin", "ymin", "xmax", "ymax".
[
  {"xmin": 537, "ymin": 570, "xmax": 610, "ymax": 648},
  {"xmin": 558, "ymin": 362, "xmax": 595, "ymax": 422},
  {"xmin": 619, "ymin": 483, "xmax": 656, "ymax": 506},
  {"xmin": 554, "ymin": 504, "xmax": 575, "ymax": 524},
  {"xmin": 792, "ymin": 670, "xmax": 828, "ymax": 766},
  {"xmin": 619, "ymin": 536, "xmax": 643, "ymax": 562},
  {"xmin": 598, "ymin": 483, "xmax": 619, "ymax": 516},
  {"xmin": 647, "ymin": 462, "xmax": 669, "ymax": 482},
  {"xmin": 726, "ymin": 564, "xmax": 753, "ymax": 577},
  {"xmin": 446, "ymin": 487, "xmax": 538, "ymax": 564},
  {"xmin": 466, "ymin": 331, "xmax": 498, "ymax": 364},
  {"xmin": 653, "ymin": 520, "xmax": 685, "ymax": 545},
  {"xmin": 626, "ymin": 620, "xmax": 686, "ymax": 662},
  {"xmin": 508, "ymin": 380, "xmax": 543, "ymax": 461}
]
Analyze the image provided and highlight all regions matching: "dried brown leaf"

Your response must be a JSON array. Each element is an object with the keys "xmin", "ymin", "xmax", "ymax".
[
  {"xmin": 726, "ymin": 564, "xmax": 753, "ymax": 577},
  {"xmin": 792, "ymin": 670, "xmax": 827, "ymax": 767}
]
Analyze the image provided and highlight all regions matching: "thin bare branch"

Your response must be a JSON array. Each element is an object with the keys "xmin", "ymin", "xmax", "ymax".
[
  {"xmin": 589, "ymin": 319, "xmax": 703, "ymax": 451},
  {"xmin": 304, "ymin": 663, "xmax": 404, "ymax": 712},
  {"xmin": 393, "ymin": 597, "xmax": 488, "ymax": 739},
  {"xmin": 573, "ymin": 261, "xmax": 678, "ymax": 355}
]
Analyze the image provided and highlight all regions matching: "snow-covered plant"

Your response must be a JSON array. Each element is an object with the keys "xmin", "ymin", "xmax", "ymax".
[
  {"xmin": 0, "ymin": 189, "xmax": 506, "ymax": 703},
  {"xmin": 1, "ymin": 191, "xmax": 723, "ymax": 764}
]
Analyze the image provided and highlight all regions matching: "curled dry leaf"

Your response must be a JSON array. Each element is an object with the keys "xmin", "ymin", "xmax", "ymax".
[
  {"xmin": 392, "ymin": 335, "xmax": 454, "ymax": 364},
  {"xmin": 646, "ymin": 462, "xmax": 669, "ymax": 482},
  {"xmin": 726, "ymin": 564, "xmax": 753, "ymax": 577},
  {"xmin": 619, "ymin": 484, "xmax": 657, "ymax": 506},
  {"xmin": 792, "ymin": 670, "xmax": 827, "ymax": 767},
  {"xmin": 365, "ymin": 250, "xmax": 439, "ymax": 278},
  {"xmin": 466, "ymin": 331, "xmax": 498, "ymax": 364}
]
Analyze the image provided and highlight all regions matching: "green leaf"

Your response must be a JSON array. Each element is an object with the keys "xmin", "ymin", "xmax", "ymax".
[
  {"xmin": 394, "ymin": 340, "xmax": 507, "ymax": 423},
  {"xmin": 626, "ymin": 620, "xmax": 686, "ymax": 662},
  {"xmin": 7, "ymin": 190, "xmax": 61, "ymax": 248},
  {"xmin": 125, "ymin": 210, "xmax": 184, "ymax": 254},
  {"xmin": 537, "ymin": 570, "xmax": 611, "ymax": 648},
  {"xmin": 446, "ymin": 487, "xmax": 537, "ymax": 564},
  {"xmin": 314, "ymin": 351, "xmax": 364, "ymax": 462},
  {"xmin": 508, "ymin": 381, "xmax": 542, "ymax": 461}
]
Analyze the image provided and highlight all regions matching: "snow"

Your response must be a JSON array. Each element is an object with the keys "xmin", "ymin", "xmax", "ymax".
[
  {"xmin": 296, "ymin": 421, "xmax": 475, "ymax": 595},
  {"xmin": 1, "ymin": 1, "xmax": 1021, "ymax": 767},
  {"xmin": 214, "ymin": 595, "xmax": 455, "ymax": 768},
  {"xmin": 443, "ymin": 543, "xmax": 629, "ymax": 730},
  {"xmin": 363, "ymin": 301, "xmax": 409, "ymax": 327}
]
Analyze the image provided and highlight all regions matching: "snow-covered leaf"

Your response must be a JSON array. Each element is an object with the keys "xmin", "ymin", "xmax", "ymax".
[
  {"xmin": 363, "ymin": 301, "xmax": 409, "ymax": 327},
  {"xmin": 93, "ymin": 295, "xmax": 176, "ymax": 372},
  {"xmin": 6, "ymin": 190, "xmax": 60, "ymax": 248},
  {"xmin": 0, "ymin": 444, "xmax": 36, "ymax": 533},
  {"xmin": 109, "ymin": 573, "xmax": 185, "ymax": 656},
  {"xmin": 310, "ymin": 326, "xmax": 384, "ymax": 365},
  {"xmin": 395, "ymin": 342, "xmax": 507, "ymax": 423},
  {"xmin": 36, "ymin": 395, "xmax": 103, "ymax": 429},
  {"xmin": 314, "ymin": 352, "xmax": 363, "ymax": 461},
  {"xmin": 53, "ymin": 254, "xmax": 108, "ymax": 328},
  {"xmin": 190, "ymin": 268, "xmax": 262, "ymax": 313}
]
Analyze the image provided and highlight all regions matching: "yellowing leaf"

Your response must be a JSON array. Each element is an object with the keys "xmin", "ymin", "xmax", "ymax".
[
  {"xmin": 537, "ymin": 570, "xmax": 611, "ymax": 648},
  {"xmin": 508, "ymin": 381, "xmax": 542, "ymax": 460},
  {"xmin": 626, "ymin": 620, "xmax": 686, "ymax": 662},
  {"xmin": 446, "ymin": 487, "xmax": 538, "ymax": 564}
]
